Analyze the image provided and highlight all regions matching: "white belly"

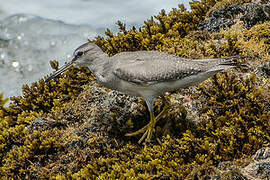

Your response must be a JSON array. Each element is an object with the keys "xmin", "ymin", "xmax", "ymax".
[{"xmin": 114, "ymin": 71, "xmax": 217, "ymax": 99}]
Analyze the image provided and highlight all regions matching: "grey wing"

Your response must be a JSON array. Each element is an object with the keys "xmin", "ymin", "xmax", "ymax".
[{"xmin": 112, "ymin": 51, "xmax": 203, "ymax": 86}]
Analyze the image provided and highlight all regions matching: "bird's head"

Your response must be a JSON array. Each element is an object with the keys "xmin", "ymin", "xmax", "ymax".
[
  {"xmin": 72, "ymin": 42, "xmax": 104, "ymax": 67},
  {"xmin": 45, "ymin": 42, "xmax": 104, "ymax": 82}
]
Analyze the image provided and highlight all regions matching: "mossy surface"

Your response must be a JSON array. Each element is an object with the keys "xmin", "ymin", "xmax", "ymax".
[{"xmin": 0, "ymin": 0, "xmax": 269, "ymax": 179}]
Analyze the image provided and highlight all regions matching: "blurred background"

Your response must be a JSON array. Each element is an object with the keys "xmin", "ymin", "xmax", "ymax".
[{"xmin": 0, "ymin": 0, "xmax": 190, "ymax": 101}]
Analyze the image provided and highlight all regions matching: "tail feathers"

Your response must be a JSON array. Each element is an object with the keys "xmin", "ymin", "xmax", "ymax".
[
  {"xmin": 218, "ymin": 55, "xmax": 247, "ymax": 68},
  {"xmin": 208, "ymin": 55, "xmax": 247, "ymax": 72}
]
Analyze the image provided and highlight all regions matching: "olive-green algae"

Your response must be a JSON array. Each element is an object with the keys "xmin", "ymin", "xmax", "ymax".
[
  {"xmin": 94, "ymin": 0, "xmax": 216, "ymax": 56},
  {"xmin": 0, "ymin": 67, "xmax": 94, "ymax": 178},
  {"xmin": 0, "ymin": 0, "xmax": 269, "ymax": 179}
]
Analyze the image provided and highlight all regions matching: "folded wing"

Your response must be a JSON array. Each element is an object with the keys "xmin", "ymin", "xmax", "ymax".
[{"xmin": 112, "ymin": 51, "xmax": 204, "ymax": 86}]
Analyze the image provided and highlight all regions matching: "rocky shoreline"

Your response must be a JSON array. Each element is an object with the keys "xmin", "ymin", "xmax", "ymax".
[{"xmin": 0, "ymin": 0, "xmax": 269, "ymax": 179}]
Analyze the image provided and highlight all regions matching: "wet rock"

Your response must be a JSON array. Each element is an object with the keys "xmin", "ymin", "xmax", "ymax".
[
  {"xmin": 198, "ymin": 3, "xmax": 270, "ymax": 32},
  {"xmin": 258, "ymin": 61, "xmax": 270, "ymax": 77},
  {"xmin": 60, "ymin": 82, "xmax": 146, "ymax": 139},
  {"xmin": 26, "ymin": 117, "xmax": 66, "ymax": 133},
  {"xmin": 216, "ymin": 168, "xmax": 248, "ymax": 180},
  {"xmin": 198, "ymin": 5, "xmax": 244, "ymax": 32},
  {"xmin": 241, "ymin": 147, "xmax": 270, "ymax": 179},
  {"xmin": 254, "ymin": 147, "xmax": 270, "ymax": 160},
  {"xmin": 209, "ymin": 147, "xmax": 270, "ymax": 179},
  {"xmin": 66, "ymin": 139, "xmax": 86, "ymax": 150},
  {"xmin": 264, "ymin": 4, "xmax": 270, "ymax": 18},
  {"xmin": 240, "ymin": 4, "xmax": 269, "ymax": 28}
]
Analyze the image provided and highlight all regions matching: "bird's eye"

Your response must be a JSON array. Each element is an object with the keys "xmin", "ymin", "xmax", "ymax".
[{"xmin": 76, "ymin": 51, "xmax": 83, "ymax": 57}]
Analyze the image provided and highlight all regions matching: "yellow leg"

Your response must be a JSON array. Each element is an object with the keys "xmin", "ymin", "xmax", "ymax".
[
  {"xmin": 145, "ymin": 110, "xmax": 156, "ymax": 142},
  {"xmin": 125, "ymin": 96, "xmax": 170, "ymax": 143},
  {"xmin": 156, "ymin": 96, "xmax": 170, "ymax": 121}
]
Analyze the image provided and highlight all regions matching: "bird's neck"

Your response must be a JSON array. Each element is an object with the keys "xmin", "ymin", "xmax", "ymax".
[
  {"xmin": 87, "ymin": 54, "xmax": 112, "ymax": 85},
  {"xmin": 86, "ymin": 50, "xmax": 108, "ymax": 71}
]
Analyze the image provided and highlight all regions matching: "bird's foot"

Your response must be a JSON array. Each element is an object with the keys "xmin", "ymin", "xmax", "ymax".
[
  {"xmin": 125, "ymin": 108, "xmax": 156, "ymax": 143},
  {"xmin": 140, "ymin": 121, "xmax": 155, "ymax": 143},
  {"xmin": 126, "ymin": 116, "xmax": 156, "ymax": 144},
  {"xmin": 125, "ymin": 97, "xmax": 170, "ymax": 143},
  {"xmin": 125, "ymin": 117, "xmax": 154, "ymax": 143},
  {"xmin": 125, "ymin": 110, "xmax": 167, "ymax": 137}
]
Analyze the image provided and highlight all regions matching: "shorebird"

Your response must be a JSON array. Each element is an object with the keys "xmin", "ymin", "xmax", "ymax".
[{"xmin": 46, "ymin": 41, "xmax": 244, "ymax": 143}]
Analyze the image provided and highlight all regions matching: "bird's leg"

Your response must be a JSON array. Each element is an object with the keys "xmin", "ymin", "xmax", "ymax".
[
  {"xmin": 155, "ymin": 96, "xmax": 170, "ymax": 122},
  {"xmin": 144, "ymin": 96, "xmax": 170, "ymax": 143},
  {"xmin": 125, "ymin": 96, "xmax": 170, "ymax": 143},
  {"xmin": 135, "ymin": 109, "xmax": 156, "ymax": 144},
  {"xmin": 125, "ymin": 107, "xmax": 154, "ymax": 143},
  {"xmin": 144, "ymin": 109, "xmax": 156, "ymax": 142}
]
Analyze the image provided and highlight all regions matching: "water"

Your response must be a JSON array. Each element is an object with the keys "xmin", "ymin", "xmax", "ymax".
[{"xmin": 0, "ymin": 0, "xmax": 191, "ymax": 101}]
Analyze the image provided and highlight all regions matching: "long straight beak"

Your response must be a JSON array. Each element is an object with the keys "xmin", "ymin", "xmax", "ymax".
[{"xmin": 45, "ymin": 60, "xmax": 76, "ymax": 82}]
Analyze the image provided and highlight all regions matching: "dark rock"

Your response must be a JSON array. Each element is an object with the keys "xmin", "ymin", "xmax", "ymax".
[
  {"xmin": 61, "ymin": 82, "xmax": 145, "ymax": 138},
  {"xmin": 258, "ymin": 61, "xmax": 270, "ymax": 77},
  {"xmin": 220, "ymin": 168, "xmax": 248, "ymax": 180},
  {"xmin": 26, "ymin": 117, "xmax": 67, "ymax": 133},
  {"xmin": 211, "ymin": 147, "xmax": 270, "ymax": 179},
  {"xmin": 198, "ymin": 3, "xmax": 270, "ymax": 32},
  {"xmin": 254, "ymin": 146, "xmax": 270, "ymax": 160},
  {"xmin": 198, "ymin": 5, "xmax": 244, "ymax": 32},
  {"xmin": 241, "ymin": 147, "xmax": 270, "ymax": 179},
  {"xmin": 240, "ymin": 4, "xmax": 269, "ymax": 28},
  {"xmin": 264, "ymin": 4, "xmax": 270, "ymax": 18},
  {"xmin": 66, "ymin": 139, "xmax": 86, "ymax": 150}
]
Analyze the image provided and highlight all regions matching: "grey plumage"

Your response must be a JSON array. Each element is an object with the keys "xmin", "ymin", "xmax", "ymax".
[
  {"xmin": 113, "ymin": 51, "xmax": 202, "ymax": 85},
  {"xmin": 112, "ymin": 51, "xmax": 242, "ymax": 86},
  {"xmin": 46, "ymin": 42, "xmax": 245, "ymax": 143}
]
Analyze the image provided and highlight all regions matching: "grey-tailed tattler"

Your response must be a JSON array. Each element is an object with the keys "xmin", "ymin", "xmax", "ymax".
[{"xmin": 46, "ymin": 42, "xmax": 245, "ymax": 143}]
